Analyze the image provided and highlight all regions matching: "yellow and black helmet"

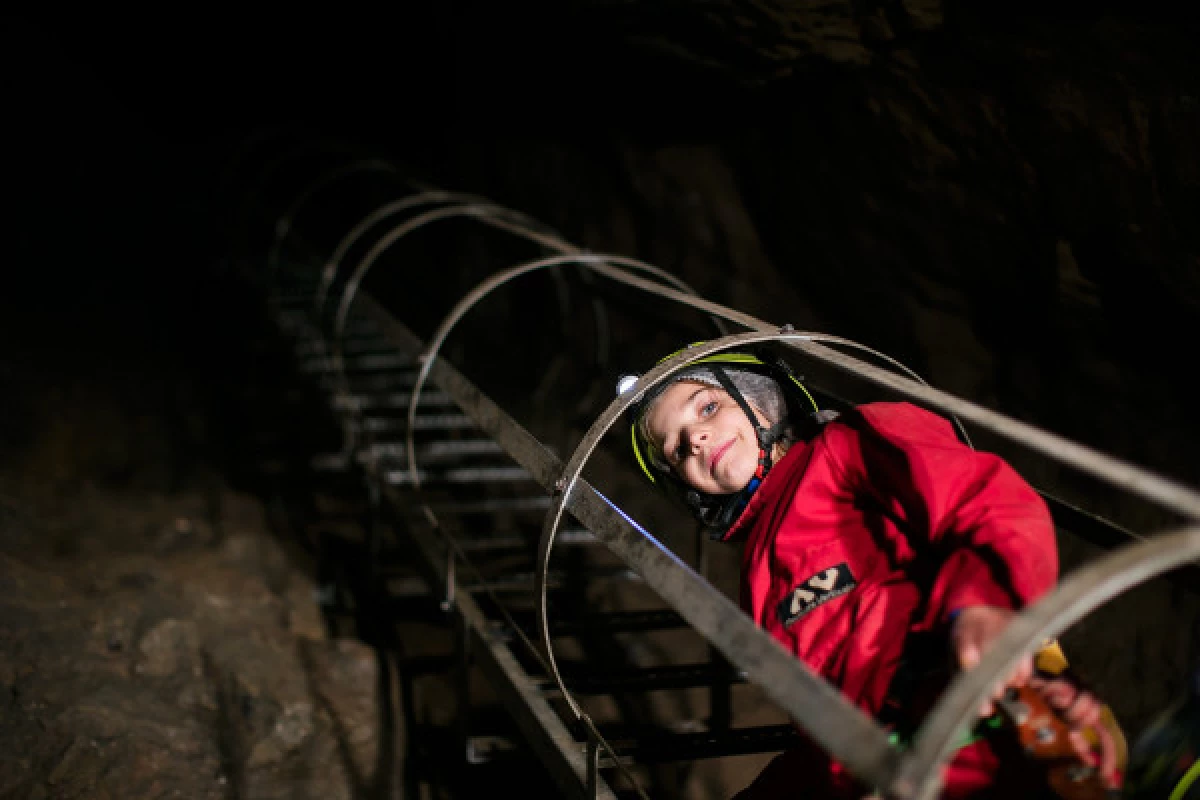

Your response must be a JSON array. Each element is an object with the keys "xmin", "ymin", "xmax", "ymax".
[{"xmin": 616, "ymin": 342, "xmax": 822, "ymax": 534}]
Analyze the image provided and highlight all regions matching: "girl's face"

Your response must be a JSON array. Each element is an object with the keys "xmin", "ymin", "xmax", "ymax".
[{"xmin": 643, "ymin": 380, "xmax": 768, "ymax": 496}]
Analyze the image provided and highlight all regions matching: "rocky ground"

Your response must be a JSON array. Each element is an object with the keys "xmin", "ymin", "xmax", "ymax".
[
  {"xmin": 0, "ymin": 482, "xmax": 397, "ymax": 800},
  {"xmin": 0, "ymin": 265, "xmax": 418, "ymax": 799}
]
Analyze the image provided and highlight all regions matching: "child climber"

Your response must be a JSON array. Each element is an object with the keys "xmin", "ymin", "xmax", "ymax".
[{"xmin": 620, "ymin": 343, "xmax": 1124, "ymax": 799}]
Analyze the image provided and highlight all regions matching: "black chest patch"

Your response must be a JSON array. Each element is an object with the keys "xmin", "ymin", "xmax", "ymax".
[{"xmin": 776, "ymin": 563, "xmax": 858, "ymax": 628}]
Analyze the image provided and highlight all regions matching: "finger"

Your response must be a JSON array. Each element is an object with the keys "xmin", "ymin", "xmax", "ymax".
[
  {"xmin": 958, "ymin": 642, "xmax": 980, "ymax": 670},
  {"xmin": 985, "ymin": 676, "xmax": 1013, "ymax": 718},
  {"xmin": 1067, "ymin": 721, "xmax": 1120, "ymax": 789},
  {"xmin": 1088, "ymin": 718, "xmax": 1121, "ymax": 788},
  {"xmin": 1067, "ymin": 730, "xmax": 1098, "ymax": 767},
  {"xmin": 1039, "ymin": 678, "xmax": 1078, "ymax": 710},
  {"xmin": 1063, "ymin": 693, "xmax": 1101, "ymax": 728},
  {"xmin": 996, "ymin": 660, "xmax": 1032, "ymax": 698},
  {"xmin": 1010, "ymin": 656, "xmax": 1034, "ymax": 688}
]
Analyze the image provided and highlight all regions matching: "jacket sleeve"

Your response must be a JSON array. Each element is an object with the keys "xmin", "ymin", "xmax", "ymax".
[{"xmin": 823, "ymin": 402, "xmax": 1058, "ymax": 624}]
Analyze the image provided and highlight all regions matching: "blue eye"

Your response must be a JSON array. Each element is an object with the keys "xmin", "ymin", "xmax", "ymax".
[{"xmin": 701, "ymin": 401, "xmax": 717, "ymax": 416}]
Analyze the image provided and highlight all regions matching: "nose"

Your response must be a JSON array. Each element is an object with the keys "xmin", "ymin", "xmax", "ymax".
[{"xmin": 683, "ymin": 425, "xmax": 710, "ymax": 455}]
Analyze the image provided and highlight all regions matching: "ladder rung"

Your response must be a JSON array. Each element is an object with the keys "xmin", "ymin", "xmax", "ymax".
[
  {"xmin": 547, "ymin": 662, "xmax": 746, "ymax": 696},
  {"xmin": 319, "ymin": 372, "xmax": 419, "ymax": 391},
  {"xmin": 293, "ymin": 333, "xmax": 385, "ymax": 356},
  {"xmin": 466, "ymin": 735, "xmax": 521, "ymax": 765},
  {"xmin": 596, "ymin": 724, "xmax": 803, "ymax": 766},
  {"xmin": 371, "ymin": 439, "xmax": 504, "ymax": 461},
  {"xmin": 429, "ymin": 496, "xmax": 555, "ymax": 514},
  {"xmin": 490, "ymin": 608, "xmax": 686, "ymax": 638},
  {"xmin": 332, "ymin": 391, "xmax": 453, "ymax": 411},
  {"xmin": 356, "ymin": 414, "xmax": 477, "ymax": 433},
  {"xmin": 387, "ymin": 566, "xmax": 640, "ymax": 597},
  {"xmin": 384, "ymin": 466, "xmax": 534, "ymax": 486},
  {"xmin": 299, "ymin": 353, "xmax": 416, "ymax": 374},
  {"xmin": 461, "ymin": 528, "xmax": 595, "ymax": 551},
  {"xmin": 311, "ymin": 452, "xmax": 353, "ymax": 472},
  {"xmin": 379, "ymin": 529, "xmax": 594, "ymax": 559}
]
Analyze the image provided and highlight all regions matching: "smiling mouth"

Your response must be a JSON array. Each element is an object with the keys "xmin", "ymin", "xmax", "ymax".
[{"xmin": 710, "ymin": 439, "xmax": 734, "ymax": 475}]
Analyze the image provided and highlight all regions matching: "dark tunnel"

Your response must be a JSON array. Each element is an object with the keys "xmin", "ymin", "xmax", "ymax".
[{"xmin": 4, "ymin": 5, "xmax": 1200, "ymax": 799}]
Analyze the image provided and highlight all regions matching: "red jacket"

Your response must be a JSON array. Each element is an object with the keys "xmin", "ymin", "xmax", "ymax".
[{"xmin": 726, "ymin": 402, "xmax": 1058, "ymax": 799}]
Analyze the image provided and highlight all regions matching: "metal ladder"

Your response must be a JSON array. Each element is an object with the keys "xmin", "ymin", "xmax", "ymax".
[
  {"xmin": 223, "ymin": 137, "xmax": 1200, "ymax": 800},
  {"xmin": 264, "ymin": 268, "xmax": 801, "ymax": 799}
]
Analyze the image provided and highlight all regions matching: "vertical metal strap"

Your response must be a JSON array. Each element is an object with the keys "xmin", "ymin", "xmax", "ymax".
[
  {"xmin": 585, "ymin": 716, "xmax": 601, "ymax": 800},
  {"xmin": 694, "ymin": 523, "xmax": 707, "ymax": 575},
  {"xmin": 442, "ymin": 547, "xmax": 457, "ymax": 612},
  {"xmin": 454, "ymin": 614, "xmax": 471, "ymax": 763},
  {"xmin": 695, "ymin": 524, "xmax": 732, "ymax": 730},
  {"xmin": 364, "ymin": 477, "xmax": 383, "ymax": 568},
  {"xmin": 709, "ymin": 646, "xmax": 734, "ymax": 731}
]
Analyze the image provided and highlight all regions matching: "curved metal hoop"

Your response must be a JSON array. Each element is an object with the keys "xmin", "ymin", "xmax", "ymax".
[
  {"xmin": 330, "ymin": 199, "xmax": 736, "ymax": 411},
  {"xmin": 892, "ymin": 525, "xmax": 1200, "ymax": 800},
  {"xmin": 233, "ymin": 139, "xmax": 362, "ymax": 259},
  {"xmin": 403, "ymin": 252, "xmax": 710, "ymax": 491},
  {"xmin": 314, "ymin": 190, "xmax": 495, "ymax": 316},
  {"xmin": 314, "ymin": 191, "xmax": 602, "ymax": 360},
  {"xmin": 265, "ymin": 158, "xmax": 403, "ymax": 275},
  {"xmin": 323, "ymin": 200, "xmax": 579, "ymax": 456},
  {"xmin": 332, "ymin": 201, "xmax": 626, "ymax": 385},
  {"xmin": 333, "ymin": 203, "xmax": 568, "ymax": 345}
]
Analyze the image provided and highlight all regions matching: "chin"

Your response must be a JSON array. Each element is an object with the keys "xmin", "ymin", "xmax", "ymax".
[{"xmin": 722, "ymin": 469, "xmax": 756, "ymax": 495}]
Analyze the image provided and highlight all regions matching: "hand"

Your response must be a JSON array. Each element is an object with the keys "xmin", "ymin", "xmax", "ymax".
[
  {"xmin": 1029, "ymin": 674, "xmax": 1122, "ymax": 790},
  {"xmin": 949, "ymin": 605, "xmax": 1034, "ymax": 717}
]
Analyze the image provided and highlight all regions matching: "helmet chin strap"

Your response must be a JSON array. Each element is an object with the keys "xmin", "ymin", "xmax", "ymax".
[{"xmin": 708, "ymin": 365, "xmax": 789, "ymax": 479}]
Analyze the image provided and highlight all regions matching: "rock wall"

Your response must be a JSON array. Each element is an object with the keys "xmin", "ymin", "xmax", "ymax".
[{"xmin": 439, "ymin": 3, "xmax": 1200, "ymax": 495}]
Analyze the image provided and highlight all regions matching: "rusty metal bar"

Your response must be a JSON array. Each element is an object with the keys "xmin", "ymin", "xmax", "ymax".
[{"xmin": 378, "ymin": 479, "xmax": 620, "ymax": 800}]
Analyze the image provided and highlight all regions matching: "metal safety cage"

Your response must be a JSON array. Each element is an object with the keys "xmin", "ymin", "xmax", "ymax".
[{"xmin": 222, "ymin": 140, "xmax": 1200, "ymax": 800}]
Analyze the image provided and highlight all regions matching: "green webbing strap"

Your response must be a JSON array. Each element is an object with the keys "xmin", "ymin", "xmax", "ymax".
[
  {"xmin": 876, "ymin": 719, "xmax": 1005, "ymax": 798},
  {"xmin": 887, "ymin": 713, "xmax": 1006, "ymax": 754}
]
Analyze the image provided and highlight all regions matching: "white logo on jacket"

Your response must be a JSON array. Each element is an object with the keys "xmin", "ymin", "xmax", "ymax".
[{"xmin": 776, "ymin": 563, "xmax": 857, "ymax": 627}]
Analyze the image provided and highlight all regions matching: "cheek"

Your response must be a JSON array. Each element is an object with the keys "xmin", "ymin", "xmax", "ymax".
[
  {"xmin": 727, "ymin": 444, "xmax": 760, "ymax": 479},
  {"xmin": 679, "ymin": 461, "xmax": 719, "ymax": 494}
]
